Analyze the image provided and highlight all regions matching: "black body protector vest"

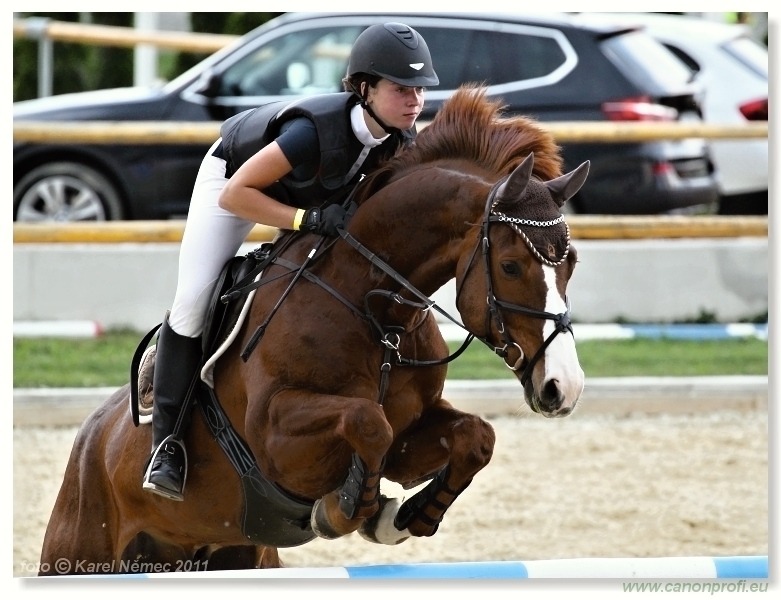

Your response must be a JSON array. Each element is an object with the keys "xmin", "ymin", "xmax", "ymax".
[{"xmin": 219, "ymin": 92, "xmax": 415, "ymax": 208}]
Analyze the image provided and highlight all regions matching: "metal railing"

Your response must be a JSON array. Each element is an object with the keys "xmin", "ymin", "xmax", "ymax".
[
  {"xmin": 12, "ymin": 119, "xmax": 769, "ymax": 145},
  {"xmin": 12, "ymin": 215, "xmax": 768, "ymax": 244},
  {"xmin": 14, "ymin": 17, "xmax": 236, "ymax": 97}
]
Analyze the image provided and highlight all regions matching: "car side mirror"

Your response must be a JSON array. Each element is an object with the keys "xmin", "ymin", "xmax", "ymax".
[{"xmin": 193, "ymin": 68, "xmax": 221, "ymax": 98}]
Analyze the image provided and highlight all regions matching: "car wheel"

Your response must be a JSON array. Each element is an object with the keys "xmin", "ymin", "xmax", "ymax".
[{"xmin": 14, "ymin": 162, "xmax": 124, "ymax": 222}]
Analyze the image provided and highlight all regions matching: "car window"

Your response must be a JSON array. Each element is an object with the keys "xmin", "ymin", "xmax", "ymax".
[
  {"xmin": 219, "ymin": 26, "xmax": 363, "ymax": 96},
  {"xmin": 415, "ymin": 26, "xmax": 568, "ymax": 89},
  {"xmin": 662, "ymin": 44, "xmax": 701, "ymax": 76},
  {"xmin": 215, "ymin": 21, "xmax": 573, "ymax": 100},
  {"xmin": 723, "ymin": 36, "xmax": 768, "ymax": 80},
  {"xmin": 659, "ymin": 36, "xmax": 768, "ymax": 85},
  {"xmin": 601, "ymin": 30, "xmax": 694, "ymax": 92}
]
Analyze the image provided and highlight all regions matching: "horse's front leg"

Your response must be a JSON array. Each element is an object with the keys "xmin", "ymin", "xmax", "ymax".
[
  {"xmin": 250, "ymin": 389, "xmax": 393, "ymax": 541},
  {"xmin": 360, "ymin": 400, "xmax": 495, "ymax": 544}
]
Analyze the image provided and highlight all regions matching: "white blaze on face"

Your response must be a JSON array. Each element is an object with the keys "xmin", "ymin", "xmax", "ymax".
[{"xmin": 541, "ymin": 266, "xmax": 585, "ymax": 405}]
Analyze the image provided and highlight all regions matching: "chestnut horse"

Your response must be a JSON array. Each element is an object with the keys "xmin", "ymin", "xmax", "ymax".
[{"xmin": 39, "ymin": 86, "xmax": 588, "ymax": 575}]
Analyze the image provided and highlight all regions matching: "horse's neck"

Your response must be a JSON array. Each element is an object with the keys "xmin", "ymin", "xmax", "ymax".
[{"xmin": 350, "ymin": 166, "xmax": 487, "ymax": 296}]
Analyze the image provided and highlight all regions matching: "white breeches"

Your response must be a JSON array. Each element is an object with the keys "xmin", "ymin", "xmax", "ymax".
[{"xmin": 168, "ymin": 139, "xmax": 255, "ymax": 338}]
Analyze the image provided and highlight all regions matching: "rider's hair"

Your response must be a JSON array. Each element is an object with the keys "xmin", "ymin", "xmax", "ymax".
[{"xmin": 342, "ymin": 73, "xmax": 382, "ymax": 101}]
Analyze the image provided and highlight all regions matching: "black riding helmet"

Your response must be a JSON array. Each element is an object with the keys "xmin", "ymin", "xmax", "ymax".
[{"xmin": 347, "ymin": 23, "xmax": 439, "ymax": 87}]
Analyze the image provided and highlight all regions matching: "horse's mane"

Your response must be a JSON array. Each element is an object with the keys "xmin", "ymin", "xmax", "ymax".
[{"xmin": 357, "ymin": 84, "xmax": 563, "ymax": 202}]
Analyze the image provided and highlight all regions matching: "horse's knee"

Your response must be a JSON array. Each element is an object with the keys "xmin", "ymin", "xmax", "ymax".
[
  {"xmin": 451, "ymin": 415, "xmax": 496, "ymax": 473},
  {"xmin": 339, "ymin": 403, "xmax": 393, "ymax": 464}
]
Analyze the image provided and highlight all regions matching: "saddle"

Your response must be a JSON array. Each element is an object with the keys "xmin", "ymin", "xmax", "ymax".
[
  {"xmin": 130, "ymin": 241, "xmax": 317, "ymax": 547},
  {"xmin": 134, "ymin": 245, "xmax": 269, "ymax": 414},
  {"xmin": 132, "ymin": 243, "xmax": 272, "ymax": 415},
  {"xmin": 203, "ymin": 243, "xmax": 275, "ymax": 357}
]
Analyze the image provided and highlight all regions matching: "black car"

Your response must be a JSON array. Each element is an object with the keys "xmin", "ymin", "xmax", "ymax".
[{"xmin": 13, "ymin": 12, "xmax": 719, "ymax": 221}]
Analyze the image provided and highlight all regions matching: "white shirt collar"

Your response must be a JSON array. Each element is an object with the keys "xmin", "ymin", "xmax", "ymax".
[{"xmin": 350, "ymin": 104, "xmax": 389, "ymax": 147}]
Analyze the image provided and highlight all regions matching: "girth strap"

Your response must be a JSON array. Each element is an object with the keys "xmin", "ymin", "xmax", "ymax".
[{"xmin": 199, "ymin": 383, "xmax": 316, "ymax": 547}]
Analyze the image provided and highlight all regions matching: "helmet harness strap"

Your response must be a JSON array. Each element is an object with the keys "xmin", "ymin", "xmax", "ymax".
[{"xmin": 349, "ymin": 81, "xmax": 399, "ymax": 136}]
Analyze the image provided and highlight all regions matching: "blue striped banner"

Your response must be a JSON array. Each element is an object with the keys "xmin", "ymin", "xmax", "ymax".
[{"xmin": 605, "ymin": 323, "xmax": 768, "ymax": 341}]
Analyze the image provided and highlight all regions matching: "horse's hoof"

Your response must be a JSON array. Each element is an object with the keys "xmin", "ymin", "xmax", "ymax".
[
  {"xmin": 358, "ymin": 495, "xmax": 410, "ymax": 545},
  {"xmin": 310, "ymin": 498, "xmax": 344, "ymax": 540}
]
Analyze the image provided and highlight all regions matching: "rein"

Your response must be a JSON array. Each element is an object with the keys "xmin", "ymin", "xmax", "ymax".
[
  {"xmin": 233, "ymin": 173, "xmax": 574, "ymax": 398},
  {"xmin": 333, "ymin": 227, "xmax": 479, "ymax": 405},
  {"xmin": 240, "ymin": 236, "xmax": 326, "ymax": 361},
  {"xmin": 334, "ymin": 172, "xmax": 574, "ymax": 393},
  {"xmin": 336, "ymin": 228, "xmax": 476, "ymax": 368}
]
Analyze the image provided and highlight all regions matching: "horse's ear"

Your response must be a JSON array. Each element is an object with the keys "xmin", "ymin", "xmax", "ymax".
[
  {"xmin": 545, "ymin": 160, "xmax": 590, "ymax": 207},
  {"xmin": 494, "ymin": 153, "xmax": 534, "ymax": 207}
]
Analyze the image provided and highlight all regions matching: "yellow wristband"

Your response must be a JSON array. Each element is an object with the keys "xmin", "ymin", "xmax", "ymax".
[{"xmin": 292, "ymin": 208, "xmax": 305, "ymax": 231}]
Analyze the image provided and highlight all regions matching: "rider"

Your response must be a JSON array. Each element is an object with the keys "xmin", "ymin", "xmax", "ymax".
[{"xmin": 142, "ymin": 22, "xmax": 439, "ymax": 501}]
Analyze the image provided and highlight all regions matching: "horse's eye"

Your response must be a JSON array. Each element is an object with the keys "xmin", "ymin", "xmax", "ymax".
[{"xmin": 501, "ymin": 261, "xmax": 521, "ymax": 276}]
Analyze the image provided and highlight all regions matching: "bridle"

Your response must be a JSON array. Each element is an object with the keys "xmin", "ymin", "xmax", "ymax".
[
  {"xmin": 337, "ymin": 174, "xmax": 575, "ymax": 389},
  {"xmin": 455, "ymin": 177, "xmax": 575, "ymax": 387},
  {"xmin": 230, "ymin": 175, "xmax": 576, "ymax": 394}
]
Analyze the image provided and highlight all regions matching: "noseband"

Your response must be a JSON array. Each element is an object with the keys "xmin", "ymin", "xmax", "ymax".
[{"xmin": 457, "ymin": 177, "xmax": 574, "ymax": 386}]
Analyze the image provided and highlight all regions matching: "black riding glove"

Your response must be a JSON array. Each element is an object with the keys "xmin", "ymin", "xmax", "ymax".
[{"xmin": 300, "ymin": 204, "xmax": 347, "ymax": 237}]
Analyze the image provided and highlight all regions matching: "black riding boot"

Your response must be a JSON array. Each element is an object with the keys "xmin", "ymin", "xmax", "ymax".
[{"xmin": 142, "ymin": 316, "xmax": 202, "ymax": 501}]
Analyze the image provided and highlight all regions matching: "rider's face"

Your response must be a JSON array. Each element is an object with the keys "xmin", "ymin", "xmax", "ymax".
[{"xmin": 366, "ymin": 79, "xmax": 425, "ymax": 133}]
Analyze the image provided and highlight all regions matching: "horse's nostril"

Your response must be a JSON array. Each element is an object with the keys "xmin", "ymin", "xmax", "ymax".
[
  {"xmin": 536, "ymin": 378, "xmax": 565, "ymax": 413},
  {"xmin": 543, "ymin": 378, "xmax": 561, "ymax": 400}
]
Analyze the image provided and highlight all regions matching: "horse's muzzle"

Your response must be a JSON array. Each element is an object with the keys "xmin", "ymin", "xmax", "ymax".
[{"xmin": 523, "ymin": 375, "xmax": 579, "ymax": 418}]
